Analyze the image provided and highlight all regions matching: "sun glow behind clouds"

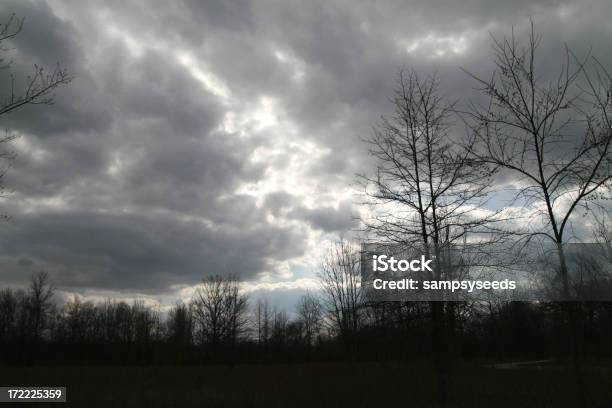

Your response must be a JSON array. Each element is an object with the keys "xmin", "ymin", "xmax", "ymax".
[
  {"xmin": 251, "ymin": 96, "xmax": 279, "ymax": 130},
  {"xmin": 403, "ymin": 33, "xmax": 468, "ymax": 57},
  {"xmin": 103, "ymin": 15, "xmax": 233, "ymax": 105},
  {"xmin": 13, "ymin": 6, "xmax": 361, "ymax": 303},
  {"xmin": 177, "ymin": 51, "xmax": 233, "ymax": 103}
]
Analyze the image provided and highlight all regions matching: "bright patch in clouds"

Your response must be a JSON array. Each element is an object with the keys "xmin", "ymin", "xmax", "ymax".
[
  {"xmin": 273, "ymin": 48, "xmax": 307, "ymax": 82},
  {"xmin": 403, "ymin": 33, "xmax": 468, "ymax": 57},
  {"xmin": 177, "ymin": 51, "xmax": 233, "ymax": 103}
]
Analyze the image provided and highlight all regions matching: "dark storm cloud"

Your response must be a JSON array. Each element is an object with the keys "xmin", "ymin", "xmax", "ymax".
[
  {"xmin": 0, "ymin": 0, "xmax": 610, "ymax": 294},
  {"xmin": 2, "ymin": 0, "xmax": 80, "ymax": 67},
  {"xmin": 0, "ymin": 210, "xmax": 307, "ymax": 292}
]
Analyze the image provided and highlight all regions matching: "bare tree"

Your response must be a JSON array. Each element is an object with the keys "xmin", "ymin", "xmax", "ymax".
[
  {"xmin": 360, "ymin": 69, "xmax": 502, "ymax": 271},
  {"xmin": 191, "ymin": 275, "xmax": 249, "ymax": 351},
  {"xmin": 463, "ymin": 23, "xmax": 612, "ymax": 406},
  {"xmin": 27, "ymin": 271, "xmax": 54, "ymax": 342},
  {"xmin": 167, "ymin": 302, "xmax": 194, "ymax": 346},
  {"xmin": 360, "ymin": 69, "xmax": 498, "ymax": 405},
  {"xmin": 270, "ymin": 308, "xmax": 289, "ymax": 348},
  {"xmin": 0, "ymin": 288, "xmax": 20, "ymax": 344},
  {"xmin": 59, "ymin": 296, "xmax": 98, "ymax": 343},
  {"xmin": 254, "ymin": 298, "xmax": 272, "ymax": 346},
  {"xmin": 296, "ymin": 292, "xmax": 322, "ymax": 348},
  {"xmin": 463, "ymin": 24, "xmax": 611, "ymax": 295},
  {"xmin": 318, "ymin": 239, "xmax": 363, "ymax": 348},
  {"xmin": 132, "ymin": 300, "xmax": 161, "ymax": 344}
]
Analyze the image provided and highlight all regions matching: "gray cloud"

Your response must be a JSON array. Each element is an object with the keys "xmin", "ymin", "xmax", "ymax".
[
  {"xmin": 264, "ymin": 191, "xmax": 356, "ymax": 232},
  {"xmin": 0, "ymin": 210, "xmax": 306, "ymax": 292},
  {"xmin": 290, "ymin": 200, "xmax": 356, "ymax": 233},
  {"xmin": 0, "ymin": 0, "xmax": 610, "ymax": 296}
]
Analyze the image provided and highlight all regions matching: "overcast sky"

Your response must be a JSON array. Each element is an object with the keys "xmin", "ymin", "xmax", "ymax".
[{"xmin": 0, "ymin": 0, "xmax": 610, "ymax": 310}]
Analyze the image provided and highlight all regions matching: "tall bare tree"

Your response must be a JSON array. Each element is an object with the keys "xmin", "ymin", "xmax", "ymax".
[
  {"xmin": 463, "ymin": 23, "xmax": 612, "ymax": 406},
  {"xmin": 27, "ymin": 271, "xmax": 54, "ymax": 342},
  {"xmin": 360, "ymin": 68, "xmax": 498, "ymax": 406},
  {"xmin": 0, "ymin": 287, "xmax": 22, "ymax": 344},
  {"xmin": 296, "ymin": 292, "xmax": 322, "ymax": 348},
  {"xmin": 254, "ymin": 298, "xmax": 272, "ymax": 346},
  {"xmin": 270, "ymin": 308, "xmax": 289, "ymax": 348},
  {"xmin": 167, "ymin": 302, "xmax": 194, "ymax": 346},
  {"xmin": 318, "ymin": 239, "xmax": 363, "ymax": 358}
]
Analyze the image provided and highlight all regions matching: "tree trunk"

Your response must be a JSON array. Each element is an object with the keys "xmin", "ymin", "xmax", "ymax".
[
  {"xmin": 557, "ymin": 243, "xmax": 588, "ymax": 407},
  {"xmin": 431, "ymin": 301, "xmax": 451, "ymax": 407}
]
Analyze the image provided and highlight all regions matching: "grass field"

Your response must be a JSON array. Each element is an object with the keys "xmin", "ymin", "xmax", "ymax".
[{"xmin": 1, "ymin": 361, "xmax": 611, "ymax": 407}]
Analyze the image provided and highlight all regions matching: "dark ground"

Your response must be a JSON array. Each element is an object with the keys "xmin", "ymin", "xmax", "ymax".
[{"xmin": 1, "ymin": 361, "xmax": 611, "ymax": 407}]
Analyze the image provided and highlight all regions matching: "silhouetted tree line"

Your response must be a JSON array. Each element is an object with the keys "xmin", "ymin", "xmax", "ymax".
[{"xmin": 1, "ymin": 271, "xmax": 612, "ymax": 367}]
